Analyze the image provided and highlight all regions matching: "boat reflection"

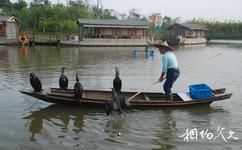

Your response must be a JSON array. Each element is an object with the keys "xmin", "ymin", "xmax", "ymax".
[
  {"xmin": 178, "ymin": 43, "xmax": 207, "ymax": 49},
  {"xmin": 22, "ymin": 104, "xmax": 103, "ymax": 141},
  {"xmin": 179, "ymin": 105, "xmax": 227, "ymax": 113}
]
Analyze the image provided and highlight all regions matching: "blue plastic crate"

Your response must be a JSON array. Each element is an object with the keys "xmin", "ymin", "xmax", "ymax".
[{"xmin": 189, "ymin": 84, "xmax": 212, "ymax": 99}]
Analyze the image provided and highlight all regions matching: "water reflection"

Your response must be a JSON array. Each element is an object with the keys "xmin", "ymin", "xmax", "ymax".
[
  {"xmin": 104, "ymin": 115, "xmax": 127, "ymax": 137},
  {"xmin": 151, "ymin": 109, "xmax": 176, "ymax": 150},
  {"xmin": 150, "ymin": 106, "xmax": 227, "ymax": 150},
  {"xmin": 0, "ymin": 46, "xmax": 10, "ymax": 64},
  {"xmin": 178, "ymin": 43, "xmax": 207, "ymax": 49},
  {"xmin": 131, "ymin": 50, "xmax": 155, "ymax": 59},
  {"xmin": 19, "ymin": 47, "xmax": 29, "ymax": 58},
  {"xmin": 23, "ymin": 104, "xmax": 102, "ymax": 141}
]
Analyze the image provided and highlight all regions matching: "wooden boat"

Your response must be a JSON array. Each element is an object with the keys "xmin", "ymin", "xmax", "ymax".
[{"xmin": 19, "ymin": 87, "xmax": 232, "ymax": 108}]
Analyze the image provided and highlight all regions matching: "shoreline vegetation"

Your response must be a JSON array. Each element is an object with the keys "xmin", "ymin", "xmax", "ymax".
[{"xmin": 1, "ymin": 0, "xmax": 242, "ymax": 40}]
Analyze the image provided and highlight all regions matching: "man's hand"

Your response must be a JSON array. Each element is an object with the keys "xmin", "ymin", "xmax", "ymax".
[
  {"xmin": 158, "ymin": 76, "xmax": 164, "ymax": 82},
  {"xmin": 158, "ymin": 72, "xmax": 166, "ymax": 82}
]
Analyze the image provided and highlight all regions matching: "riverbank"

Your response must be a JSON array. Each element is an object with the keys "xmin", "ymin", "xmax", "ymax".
[{"xmin": 209, "ymin": 39, "xmax": 242, "ymax": 44}]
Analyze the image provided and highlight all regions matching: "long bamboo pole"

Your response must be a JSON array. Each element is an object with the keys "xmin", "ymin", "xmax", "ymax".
[{"xmin": 127, "ymin": 53, "xmax": 222, "ymax": 101}]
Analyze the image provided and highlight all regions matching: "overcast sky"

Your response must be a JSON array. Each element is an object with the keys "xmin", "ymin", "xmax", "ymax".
[{"xmin": 11, "ymin": 0, "xmax": 242, "ymax": 22}]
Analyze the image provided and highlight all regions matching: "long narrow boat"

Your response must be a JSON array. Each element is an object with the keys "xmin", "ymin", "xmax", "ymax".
[{"xmin": 19, "ymin": 87, "xmax": 232, "ymax": 108}]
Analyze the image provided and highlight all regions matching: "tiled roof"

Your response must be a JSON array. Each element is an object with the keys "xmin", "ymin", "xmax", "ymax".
[
  {"xmin": 77, "ymin": 19, "xmax": 149, "ymax": 27},
  {"xmin": 0, "ymin": 16, "xmax": 20, "ymax": 22},
  {"xmin": 171, "ymin": 23, "xmax": 208, "ymax": 30},
  {"xmin": 0, "ymin": 16, "xmax": 12, "ymax": 22}
]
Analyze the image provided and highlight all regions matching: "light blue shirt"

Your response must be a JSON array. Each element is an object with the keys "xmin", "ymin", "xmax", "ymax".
[{"xmin": 161, "ymin": 51, "xmax": 178, "ymax": 73}]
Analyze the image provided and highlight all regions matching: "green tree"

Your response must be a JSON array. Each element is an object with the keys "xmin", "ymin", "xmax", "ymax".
[
  {"xmin": 187, "ymin": 18, "xmax": 242, "ymax": 39},
  {"xmin": 0, "ymin": 0, "xmax": 13, "ymax": 15},
  {"xmin": 128, "ymin": 9, "xmax": 140, "ymax": 20}
]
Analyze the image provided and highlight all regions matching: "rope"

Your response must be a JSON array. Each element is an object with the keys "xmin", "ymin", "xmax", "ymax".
[{"xmin": 182, "ymin": 53, "xmax": 222, "ymax": 72}]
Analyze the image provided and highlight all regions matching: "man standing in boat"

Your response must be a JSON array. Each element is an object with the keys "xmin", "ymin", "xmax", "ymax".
[{"xmin": 153, "ymin": 40, "xmax": 180, "ymax": 100}]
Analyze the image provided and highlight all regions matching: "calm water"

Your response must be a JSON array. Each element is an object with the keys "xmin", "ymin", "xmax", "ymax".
[{"xmin": 0, "ymin": 43, "xmax": 242, "ymax": 149}]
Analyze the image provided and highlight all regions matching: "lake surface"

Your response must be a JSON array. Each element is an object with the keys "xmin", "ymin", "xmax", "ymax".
[{"xmin": 0, "ymin": 42, "xmax": 242, "ymax": 149}]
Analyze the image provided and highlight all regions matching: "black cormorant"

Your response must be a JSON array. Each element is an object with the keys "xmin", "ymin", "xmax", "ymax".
[
  {"xmin": 105, "ymin": 88, "xmax": 122, "ymax": 116},
  {"xmin": 74, "ymin": 73, "xmax": 83, "ymax": 98},
  {"xmin": 59, "ymin": 67, "xmax": 68, "ymax": 90},
  {"xmin": 29, "ymin": 72, "xmax": 42, "ymax": 92},
  {"xmin": 113, "ymin": 67, "xmax": 122, "ymax": 92}
]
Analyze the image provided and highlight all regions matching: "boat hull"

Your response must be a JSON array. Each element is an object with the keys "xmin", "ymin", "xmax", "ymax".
[{"xmin": 19, "ymin": 88, "xmax": 232, "ymax": 108}]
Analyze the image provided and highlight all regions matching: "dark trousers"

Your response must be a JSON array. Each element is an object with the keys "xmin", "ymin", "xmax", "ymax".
[{"xmin": 163, "ymin": 68, "xmax": 180, "ymax": 96}]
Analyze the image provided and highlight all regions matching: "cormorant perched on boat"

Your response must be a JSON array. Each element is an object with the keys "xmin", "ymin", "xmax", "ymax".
[
  {"xmin": 105, "ymin": 88, "xmax": 122, "ymax": 116},
  {"xmin": 59, "ymin": 67, "xmax": 68, "ymax": 90},
  {"xmin": 29, "ymin": 72, "xmax": 42, "ymax": 92},
  {"xmin": 74, "ymin": 73, "xmax": 83, "ymax": 98},
  {"xmin": 113, "ymin": 67, "xmax": 122, "ymax": 93}
]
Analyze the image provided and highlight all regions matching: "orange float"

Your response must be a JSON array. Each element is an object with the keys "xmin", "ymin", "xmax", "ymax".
[{"xmin": 18, "ymin": 35, "xmax": 28, "ymax": 45}]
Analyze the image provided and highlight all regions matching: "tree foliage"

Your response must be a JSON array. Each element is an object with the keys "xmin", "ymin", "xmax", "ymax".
[
  {"xmin": 0, "ymin": 0, "xmax": 119, "ymax": 34},
  {"xmin": 127, "ymin": 9, "xmax": 146, "ymax": 21},
  {"xmin": 186, "ymin": 18, "xmax": 242, "ymax": 39},
  {"xmin": 0, "ymin": 0, "xmax": 149, "ymax": 34},
  {"xmin": 0, "ymin": 0, "xmax": 241, "ymax": 39}
]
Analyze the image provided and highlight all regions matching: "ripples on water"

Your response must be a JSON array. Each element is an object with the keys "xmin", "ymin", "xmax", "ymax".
[{"xmin": 0, "ymin": 43, "xmax": 242, "ymax": 149}]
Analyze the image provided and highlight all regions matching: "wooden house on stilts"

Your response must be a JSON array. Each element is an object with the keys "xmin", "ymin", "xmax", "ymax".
[
  {"xmin": 0, "ymin": 16, "xmax": 20, "ymax": 45},
  {"xmin": 61, "ymin": 19, "xmax": 149, "ymax": 47},
  {"xmin": 169, "ymin": 23, "xmax": 208, "ymax": 45}
]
